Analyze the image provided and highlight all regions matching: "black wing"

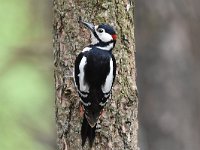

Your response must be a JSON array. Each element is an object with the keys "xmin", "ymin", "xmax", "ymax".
[
  {"xmin": 99, "ymin": 54, "xmax": 116, "ymax": 106},
  {"xmin": 111, "ymin": 54, "xmax": 117, "ymax": 86},
  {"xmin": 74, "ymin": 52, "xmax": 92, "ymax": 106},
  {"xmin": 74, "ymin": 52, "xmax": 83, "ymax": 90}
]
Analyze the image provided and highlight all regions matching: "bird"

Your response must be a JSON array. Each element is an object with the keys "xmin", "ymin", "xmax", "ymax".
[{"xmin": 74, "ymin": 20, "xmax": 117, "ymax": 147}]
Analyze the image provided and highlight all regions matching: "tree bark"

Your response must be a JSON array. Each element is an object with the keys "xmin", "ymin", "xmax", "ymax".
[{"xmin": 53, "ymin": 0, "xmax": 138, "ymax": 149}]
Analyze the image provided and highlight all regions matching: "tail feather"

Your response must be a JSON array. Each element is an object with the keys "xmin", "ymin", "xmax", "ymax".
[
  {"xmin": 81, "ymin": 115, "xmax": 96, "ymax": 147},
  {"xmin": 88, "ymin": 124, "xmax": 96, "ymax": 147},
  {"xmin": 81, "ymin": 115, "xmax": 88, "ymax": 147}
]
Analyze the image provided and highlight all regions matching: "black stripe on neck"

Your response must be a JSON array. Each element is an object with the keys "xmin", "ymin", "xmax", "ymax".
[
  {"xmin": 93, "ymin": 31, "xmax": 115, "ymax": 46},
  {"xmin": 88, "ymin": 41, "xmax": 115, "ymax": 51},
  {"xmin": 91, "ymin": 31, "xmax": 116, "ymax": 50},
  {"xmin": 93, "ymin": 31, "xmax": 102, "ymax": 42}
]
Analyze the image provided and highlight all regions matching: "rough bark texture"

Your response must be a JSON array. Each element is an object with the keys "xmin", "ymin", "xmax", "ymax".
[{"xmin": 53, "ymin": 0, "xmax": 138, "ymax": 149}]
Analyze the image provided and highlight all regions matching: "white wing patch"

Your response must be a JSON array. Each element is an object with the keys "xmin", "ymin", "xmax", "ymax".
[
  {"xmin": 101, "ymin": 58, "xmax": 113, "ymax": 94},
  {"xmin": 82, "ymin": 47, "xmax": 91, "ymax": 52},
  {"xmin": 78, "ymin": 56, "xmax": 89, "ymax": 93},
  {"xmin": 99, "ymin": 100, "xmax": 108, "ymax": 106}
]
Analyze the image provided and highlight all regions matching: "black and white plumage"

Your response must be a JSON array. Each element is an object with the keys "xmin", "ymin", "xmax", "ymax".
[{"xmin": 74, "ymin": 20, "xmax": 117, "ymax": 147}]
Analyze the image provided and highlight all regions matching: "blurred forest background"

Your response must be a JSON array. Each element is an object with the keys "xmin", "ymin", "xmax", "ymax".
[
  {"xmin": 0, "ymin": 0, "xmax": 55, "ymax": 150},
  {"xmin": 136, "ymin": 0, "xmax": 200, "ymax": 150},
  {"xmin": 1, "ymin": 0, "xmax": 200, "ymax": 150}
]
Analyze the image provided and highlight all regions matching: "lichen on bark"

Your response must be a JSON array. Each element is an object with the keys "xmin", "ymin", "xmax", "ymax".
[{"xmin": 53, "ymin": 0, "xmax": 139, "ymax": 149}]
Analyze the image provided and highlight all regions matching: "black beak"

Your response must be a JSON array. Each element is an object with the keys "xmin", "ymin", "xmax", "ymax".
[{"xmin": 80, "ymin": 21, "xmax": 95, "ymax": 33}]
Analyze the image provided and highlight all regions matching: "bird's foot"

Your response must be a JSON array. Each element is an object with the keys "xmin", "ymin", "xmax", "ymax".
[{"xmin": 79, "ymin": 104, "xmax": 84, "ymax": 118}]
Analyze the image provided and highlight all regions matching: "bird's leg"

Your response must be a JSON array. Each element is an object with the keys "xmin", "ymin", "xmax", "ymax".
[
  {"xmin": 79, "ymin": 103, "xmax": 84, "ymax": 118},
  {"xmin": 99, "ymin": 109, "xmax": 104, "ymax": 118}
]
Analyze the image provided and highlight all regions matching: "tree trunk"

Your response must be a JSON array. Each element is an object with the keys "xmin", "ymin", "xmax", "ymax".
[{"xmin": 53, "ymin": 0, "xmax": 138, "ymax": 150}]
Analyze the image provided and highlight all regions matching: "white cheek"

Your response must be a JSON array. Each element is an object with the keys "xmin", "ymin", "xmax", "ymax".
[{"xmin": 97, "ymin": 32, "xmax": 113, "ymax": 42}]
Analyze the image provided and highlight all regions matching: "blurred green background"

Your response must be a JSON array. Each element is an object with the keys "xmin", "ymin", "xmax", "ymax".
[{"xmin": 0, "ymin": 0, "xmax": 55, "ymax": 150}]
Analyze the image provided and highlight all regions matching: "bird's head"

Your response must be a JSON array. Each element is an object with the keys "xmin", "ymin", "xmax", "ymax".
[{"xmin": 81, "ymin": 21, "xmax": 117, "ymax": 50}]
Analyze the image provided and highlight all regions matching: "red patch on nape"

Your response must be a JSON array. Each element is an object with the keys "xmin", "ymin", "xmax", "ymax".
[{"xmin": 112, "ymin": 34, "xmax": 117, "ymax": 40}]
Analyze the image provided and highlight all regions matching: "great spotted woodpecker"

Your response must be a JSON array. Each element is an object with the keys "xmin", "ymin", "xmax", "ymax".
[{"xmin": 74, "ymin": 20, "xmax": 117, "ymax": 147}]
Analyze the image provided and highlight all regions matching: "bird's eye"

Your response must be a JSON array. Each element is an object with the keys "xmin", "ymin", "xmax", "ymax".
[{"xmin": 97, "ymin": 28, "xmax": 104, "ymax": 33}]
